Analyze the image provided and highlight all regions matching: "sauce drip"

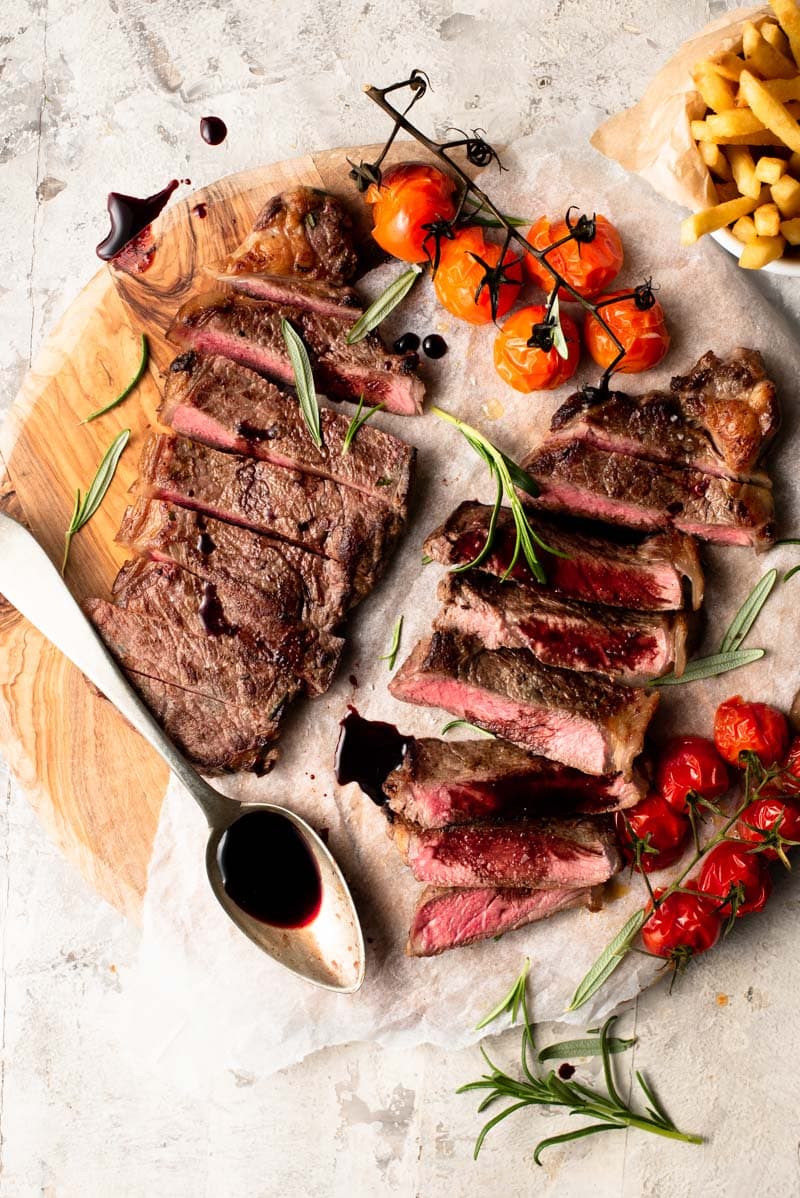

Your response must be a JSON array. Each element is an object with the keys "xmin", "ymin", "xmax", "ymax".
[
  {"xmin": 335, "ymin": 707, "xmax": 410, "ymax": 805},
  {"xmin": 196, "ymin": 531, "xmax": 215, "ymax": 555},
  {"xmin": 200, "ymin": 115, "xmax": 228, "ymax": 145},
  {"xmin": 218, "ymin": 810, "xmax": 321, "ymax": 928},
  {"xmin": 198, "ymin": 581, "xmax": 237, "ymax": 635},
  {"xmin": 96, "ymin": 180, "xmax": 180, "ymax": 261}
]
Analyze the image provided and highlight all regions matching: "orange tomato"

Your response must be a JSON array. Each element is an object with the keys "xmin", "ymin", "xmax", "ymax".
[
  {"xmin": 365, "ymin": 163, "xmax": 457, "ymax": 263},
  {"xmin": 584, "ymin": 288, "xmax": 670, "ymax": 374},
  {"xmin": 524, "ymin": 213, "xmax": 624, "ymax": 298},
  {"xmin": 493, "ymin": 304, "xmax": 581, "ymax": 392},
  {"xmin": 434, "ymin": 227, "xmax": 523, "ymax": 324}
]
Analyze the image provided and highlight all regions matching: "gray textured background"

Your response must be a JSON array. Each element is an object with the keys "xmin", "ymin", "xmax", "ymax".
[{"xmin": 2, "ymin": 2, "xmax": 800, "ymax": 1195}]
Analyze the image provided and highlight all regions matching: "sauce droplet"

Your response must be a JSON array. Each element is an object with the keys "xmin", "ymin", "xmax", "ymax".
[
  {"xmin": 192, "ymin": 202, "xmax": 208, "ymax": 219},
  {"xmin": 422, "ymin": 334, "xmax": 448, "ymax": 359},
  {"xmin": 394, "ymin": 332, "xmax": 420, "ymax": 354},
  {"xmin": 96, "ymin": 180, "xmax": 180, "ymax": 261},
  {"xmin": 335, "ymin": 707, "xmax": 410, "ymax": 805},
  {"xmin": 200, "ymin": 115, "xmax": 228, "ymax": 145},
  {"xmin": 558, "ymin": 1063, "xmax": 576, "ymax": 1080},
  {"xmin": 218, "ymin": 810, "xmax": 321, "ymax": 927},
  {"xmin": 198, "ymin": 581, "xmax": 237, "ymax": 636}
]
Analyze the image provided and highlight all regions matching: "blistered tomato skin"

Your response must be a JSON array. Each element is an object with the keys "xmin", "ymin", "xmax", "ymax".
[
  {"xmin": 614, "ymin": 793, "xmax": 691, "ymax": 873},
  {"xmin": 584, "ymin": 290, "xmax": 670, "ymax": 374},
  {"xmin": 366, "ymin": 163, "xmax": 458, "ymax": 263},
  {"xmin": 655, "ymin": 735, "xmax": 730, "ymax": 813},
  {"xmin": 736, "ymin": 796, "xmax": 800, "ymax": 860},
  {"xmin": 433, "ymin": 227, "xmax": 523, "ymax": 325},
  {"xmin": 493, "ymin": 304, "xmax": 581, "ymax": 393},
  {"xmin": 641, "ymin": 889, "xmax": 722, "ymax": 959},
  {"xmin": 696, "ymin": 840, "xmax": 772, "ymax": 917},
  {"xmin": 524, "ymin": 214, "xmax": 624, "ymax": 298},
  {"xmin": 714, "ymin": 695, "xmax": 790, "ymax": 768}
]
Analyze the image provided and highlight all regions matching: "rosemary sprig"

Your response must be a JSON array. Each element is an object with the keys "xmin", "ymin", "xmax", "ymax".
[
  {"xmin": 346, "ymin": 264, "xmax": 423, "ymax": 345},
  {"xmin": 432, "ymin": 406, "xmax": 558, "ymax": 584},
  {"xmin": 80, "ymin": 334, "xmax": 149, "ymax": 424},
  {"xmin": 281, "ymin": 319, "xmax": 323, "ymax": 449},
  {"xmin": 342, "ymin": 395, "xmax": 385, "ymax": 453},
  {"xmin": 651, "ymin": 648, "xmax": 764, "ymax": 687},
  {"xmin": 62, "ymin": 429, "xmax": 130, "ymax": 574},
  {"xmin": 441, "ymin": 719, "xmax": 496, "ymax": 738},
  {"xmin": 380, "ymin": 615, "xmax": 403, "ymax": 669},
  {"xmin": 460, "ymin": 962, "xmax": 702, "ymax": 1164}
]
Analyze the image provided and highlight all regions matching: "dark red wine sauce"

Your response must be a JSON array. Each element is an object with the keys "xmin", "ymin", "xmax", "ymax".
[
  {"xmin": 96, "ymin": 179, "xmax": 180, "ymax": 262},
  {"xmin": 200, "ymin": 115, "xmax": 228, "ymax": 145},
  {"xmin": 218, "ymin": 810, "xmax": 322, "ymax": 928},
  {"xmin": 334, "ymin": 707, "xmax": 410, "ymax": 805}
]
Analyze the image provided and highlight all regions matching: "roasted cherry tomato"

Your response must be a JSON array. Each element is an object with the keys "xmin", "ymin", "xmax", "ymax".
[
  {"xmin": 714, "ymin": 695, "xmax": 789, "ymax": 768},
  {"xmin": 784, "ymin": 736, "xmax": 800, "ymax": 783},
  {"xmin": 524, "ymin": 214, "xmax": 624, "ymax": 298},
  {"xmin": 615, "ymin": 793, "xmax": 690, "ymax": 873},
  {"xmin": 584, "ymin": 289, "xmax": 670, "ymax": 374},
  {"xmin": 493, "ymin": 304, "xmax": 581, "ymax": 393},
  {"xmin": 433, "ymin": 226, "xmax": 523, "ymax": 325},
  {"xmin": 696, "ymin": 840, "xmax": 772, "ymax": 917},
  {"xmin": 641, "ymin": 889, "xmax": 722, "ymax": 961},
  {"xmin": 365, "ymin": 163, "xmax": 458, "ymax": 263},
  {"xmin": 736, "ymin": 796, "xmax": 800, "ymax": 861},
  {"xmin": 655, "ymin": 736, "xmax": 730, "ymax": 813}
]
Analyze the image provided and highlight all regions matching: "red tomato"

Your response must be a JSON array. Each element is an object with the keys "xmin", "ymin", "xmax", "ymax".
[
  {"xmin": 614, "ymin": 793, "xmax": 691, "ymax": 873},
  {"xmin": 655, "ymin": 736, "xmax": 730, "ymax": 813},
  {"xmin": 433, "ymin": 227, "xmax": 523, "ymax": 324},
  {"xmin": 736, "ymin": 796, "xmax": 800, "ymax": 861},
  {"xmin": 493, "ymin": 304, "xmax": 581, "ymax": 393},
  {"xmin": 524, "ymin": 213, "xmax": 624, "ymax": 298},
  {"xmin": 696, "ymin": 840, "xmax": 772, "ymax": 917},
  {"xmin": 584, "ymin": 288, "xmax": 670, "ymax": 374},
  {"xmin": 365, "ymin": 163, "xmax": 458, "ymax": 263},
  {"xmin": 641, "ymin": 889, "xmax": 722, "ymax": 960},
  {"xmin": 714, "ymin": 695, "xmax": 789, "ymax": 768},
  {"xmin": 784, "ymin": 736, "xmax": 800, "ymax": 783}
]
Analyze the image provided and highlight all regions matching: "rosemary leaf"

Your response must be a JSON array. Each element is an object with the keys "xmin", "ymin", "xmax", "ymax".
[
  {"xmin": 719, "ymin": 568, "xmax": 776, "ymax": 654},
  {"xmin": 380, "ymin": 615, "xmax": 403, "ymax": 670},
  {"xmin": 81, "ymin": 333, "xmax": 149, "ymax": 423},
  {"xmin": 281, "ymin": 319, "xmax": 323, "ymax": 449},
  {"xmin": 533, "ymin": 1123, "xmax": 624, "ymax": 1166},
  {"xmin": 342, "ymin": 395, "xmax": 385, "ymax": 453},
  {"xmin": 475, "ymin": 959, "xmax": 530, "ymax": 1029},
  {"xmin": 62, "ymin": 429, "xmax": 130, "ymax": 574},
  {"xmin": 537, "ymin": 1036, "xmax": 636, "ymax": 1063},
  {"xmin": 568, "ymin": 908, "xmax": 646, "ymax": 1012},
  {"xmin": 421, "ymin": 553, "xmax": 433, "ymax": 565},
  {"xmin": 651, "ymin": 648, "xmax": 764, "ymax": 687},
  {"xmin": 346, "ymin": 264, "xmax": 423, "ymax": 345},
  {"xmin": 441, "ymin": 719, "xmax": 497, "ymax": 739}
]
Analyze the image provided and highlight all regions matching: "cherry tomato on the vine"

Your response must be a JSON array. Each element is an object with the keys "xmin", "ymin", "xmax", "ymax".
[
  {"xmin": 696, "ymin": 840, "xmax": 772, "ymax": 917},
  {"xmin": 584, "ymin": 289, "xmax": 670, "ymax": 374},
  {"xmin": 615, "ymin": 793, "xmax": 691, "ymax": 874},
  {"xmin": 641, "ymin": 889, "xmax": 722, "ymax": 961},
  {"xmin": 714, "ymin": 695, "xmax": 789, "ymax": 768},
  {"xmin": 365, "ymin": 163, "xmax": 458, "ymax": 263},
  {"xmin": 736, "ymin": 796, "xmax": 800, "ymax": 861},
  {"xmin": 493, "ymin": 304, "xmax": 581, "ymax": 393},
  {"xmin": 433, "ymin": 226, "xmax": 523, "ymax": 325},
  {"xmin": 655, "ymin": 735, "xmax": 730, "ymax": 814},
  {"xmin": 524, "ymin": 213, "xmax": 624, "ymax": 298},
  {"xmin": 783, "ymin": 736, "xmax": 800, "ymax": 783}
]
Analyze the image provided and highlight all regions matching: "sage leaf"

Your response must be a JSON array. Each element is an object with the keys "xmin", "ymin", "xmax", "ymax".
[
  {"xmin": 346, "ymin": 264, "xmax": 423, "ymax": 345},
  {"xmin": 720, "ymin": 568, "xmax": 776, "ymax": 653},
  {"xmin": 537, "ymin": 1035, "xmax": 636, "ymax": 1063},
  {"xmin": 651, "ymin": 648, "xmax": 764, "ymax": 687},
  {"xmin": 568, "ymin": 908, "xmax": 646, "ymax": 1012},
  {"xmin": 281, "ymin": 319, "xmax": 322, "ymax": 449}
]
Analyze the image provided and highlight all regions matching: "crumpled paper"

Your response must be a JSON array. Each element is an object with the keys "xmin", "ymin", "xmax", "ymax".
[
  {"xmin": 122, "ymin": 122, "xmax": 800, "ymax": 1084},
  {"xmin": 592, "ymin": 6, "xmax": 767, "ymax": 211}
]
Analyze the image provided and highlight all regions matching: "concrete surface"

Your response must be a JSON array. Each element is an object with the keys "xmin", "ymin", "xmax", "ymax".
[{"xmin": 2, "ymin": 1, "xmax": 800, "ymax": 1195}]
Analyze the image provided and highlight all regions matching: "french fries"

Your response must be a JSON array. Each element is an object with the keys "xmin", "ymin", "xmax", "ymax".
[{"xmin": 688, "ymin": 1, "xmax": 800, "ymax": 268}]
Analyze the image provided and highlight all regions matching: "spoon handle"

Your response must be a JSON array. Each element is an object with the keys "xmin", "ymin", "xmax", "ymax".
[{"xmin": 0, "ymin": 511, "xmax": 235, "ymax": 825}]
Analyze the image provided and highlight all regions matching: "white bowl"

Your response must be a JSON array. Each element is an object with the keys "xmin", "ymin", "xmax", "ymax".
[{"xmin": 710, "ymin": 226, "xmax": 800, "ymax": 275}]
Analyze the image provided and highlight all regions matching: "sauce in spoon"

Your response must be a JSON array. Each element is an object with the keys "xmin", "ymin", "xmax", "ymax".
[{"xmin": 217, "ymin": 809, "xmax": 322, "ymax": 928}]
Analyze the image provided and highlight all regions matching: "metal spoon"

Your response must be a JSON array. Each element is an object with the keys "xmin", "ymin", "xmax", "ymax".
[{"xmin": 0, "ymin": 511, "xmax": 365, "ymax": 993}]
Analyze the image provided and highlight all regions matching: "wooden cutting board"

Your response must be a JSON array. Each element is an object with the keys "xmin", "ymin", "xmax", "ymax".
[{"xmin": 0, "ymin": 143, "xmax": 424, "ymax": 921}]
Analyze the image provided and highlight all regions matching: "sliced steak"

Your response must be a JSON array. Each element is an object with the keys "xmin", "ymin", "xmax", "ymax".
[
  {"xmin": 225, "ymin": 187, "xmax": 359, "ymax": 285},
  {"xmin": 211, "ymin": 271, "xmax": 363, "ymax": 320},
  {"xmin": 388, "ymin": 632, "xmax": 658, "ymax": 776},
  {"xmin": 392, "ymin": 815, "xmax": 621, "ymax": 889},
  {"xmin": 435, "ymin": 572, "xmax": 690, "ymax": 685},
  {"xmin": 423, "ymin": 501, "xmax": 704, "ymax": 611},
  {"xmin": 136, "ymin": 434, "xmax": 404, "ymax": 602},
  {"xmin": 521, "ymin": 441, "xmax": 775, "ymax": 548},
  {"xmin": 161, "ymin": 352, "xmax": 415, "ymax": 510},
  {"xmin": 117, "ymin": 498, "xmax": 352, "ymax": 629},
  {"xmin": 406, "ymin": 884, "xmax": 593, "ymax": 956},
  {"xmin": 168, "ymin": 291, "xmax": 424, "ymax": 416},
  {"xmin": 384, "ymin": 737, "xmax": 646, "ymax": 827}
]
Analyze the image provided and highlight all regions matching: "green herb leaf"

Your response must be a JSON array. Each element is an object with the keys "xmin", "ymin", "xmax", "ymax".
[
  {"xmin": 281, "ymin": 318, "xmax": 323, "ymax": 449},
  {"xmin": 475, "ymin": 959, "xmax": 530, "ymax": 1030},
  {"xmin": 421, "ymin": 553, "xmax": 433, "ymax": 565},
  {"xmin": 342, "ymin": 395, "xmax": 385, "ymax": 453},
  {"xmin": 719, "ymin": 569, "xmax": 776, "ymax": 654},
  {"xmin": 568, "ymin": 908, "xmax": 646, "ymax": 1012},
  {"xmin": 81, "ymin": 334, "xmax": 149, "ymax": 424},
  {"xmin": 537, "ymin": 1035, "xmax": 636, "ymax": 1063},
  {"xmin": 346, "ymin": 264, "xmax": 423, "ymax": 345},
  {"xmin": 533, "ymin": 1123, "xmax": 624, "ymax": 1166},
  {"xmin": 62, "ymin": 429, "xmax": 130, "ymax": 574},
  {"xmin": 651, "ymin": 648, "xmax": 764, "ymax": 687},
  {"xmin": 441, "ymin": 719, "xmax": 496, "ymax": 739},
  {"xmin": 548, "ymin": 292, "xmax": 569, "ymax": 361},
  {"xmin": 465, "ymin": 213, "xmax": 531, "ymax": 229},
  {"xmin": 380, "ymin": 615, "xmax": 403, "ymax": 670}
]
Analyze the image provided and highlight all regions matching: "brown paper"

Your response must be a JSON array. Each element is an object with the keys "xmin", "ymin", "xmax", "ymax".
[{"xmin": 591, "ymin": 6, "xmax": 768, "ymax": 211}]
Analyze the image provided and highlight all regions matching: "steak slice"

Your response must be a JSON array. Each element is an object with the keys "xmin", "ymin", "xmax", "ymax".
[
  {"xmin": 406, "ymin": 885, "xmax": 593, "ymax": 956},
  {"xmin": 116, "ymin": 498, "xmax": 352, "ymax": 629},
  {"xmin": 168, "ymin": 291, "xmax": 424, "ymax": 416},
  {"xmin": 103, "ymin": 557, "xmax": 342, "ymax": 695},
  {"xmin": 521, "ymin": 440, "xmax": 775, "ymax": 548},
  {"xmin": 225, "ymin": 187, "xmax": 359, "ymax": 285},
  {"xmin": 137, "ymin": 434, "xmax": 404, "ymax": 602},
  {"xmin": 388, "ymin": 632, "xmax": 659, "ymax": 776},
  {"xmin": 211, "ymin": 271, "xmax": 363, "ymax": 320},
  {"xmin": 548, "ymin": 349, "xmax": 778, "ymax": 484},
  {"xmin": 392, "ymin": 815, "xmax": 621, "ymax": 889},
  {"xmin": 435, "ymin": 572, "xmax": 690, "ymax": 685},
  {"xmin": 423, "ymin": 501, "xmax": 704, "ymax": 611},
  {"xmin": 161, "ymin": 352, "xmax": 415, "ymax": 511},
  {"xmin": 384, "ymin": 737, "xmax": 646, "ymax": 827}
]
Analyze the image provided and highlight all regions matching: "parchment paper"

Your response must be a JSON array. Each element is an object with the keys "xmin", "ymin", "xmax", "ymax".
[{"xmin": 122, "ymin": 122, "xmax": 800, "ymax": 1084}]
